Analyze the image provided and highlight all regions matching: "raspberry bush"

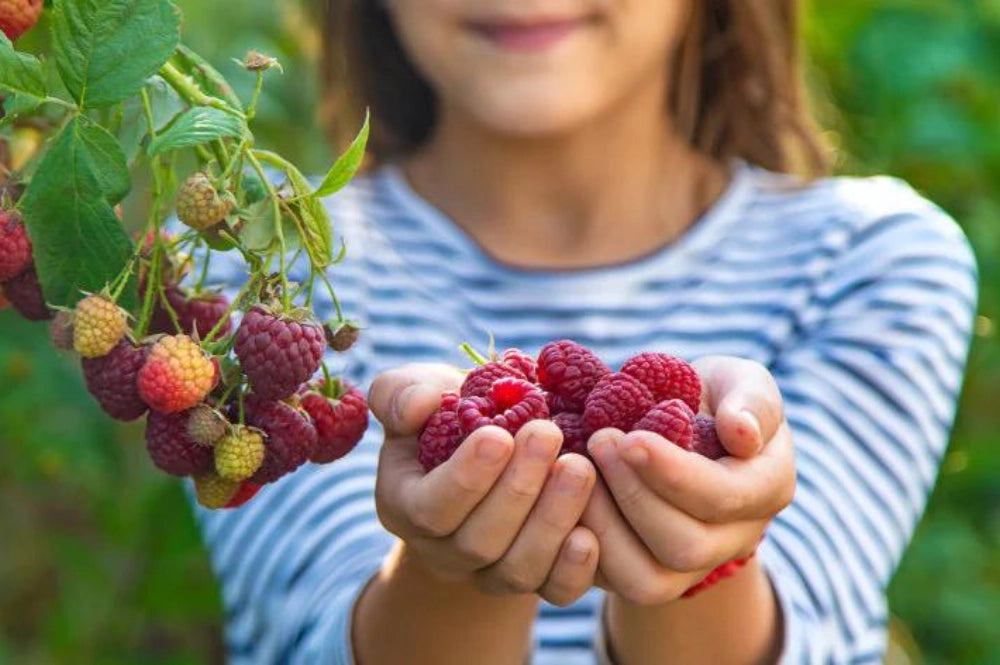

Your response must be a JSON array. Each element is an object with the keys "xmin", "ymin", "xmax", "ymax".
[{"xmin": 0, "ymin": 0, "xmax": 371, "ymax": 509}]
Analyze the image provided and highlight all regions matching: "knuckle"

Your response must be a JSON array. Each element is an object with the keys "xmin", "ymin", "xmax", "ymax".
[
  {"xmin": 452, "ymin": 533, "xmax": 500, "ymax": 568},
  {"xmin": 503, "ymin": 476, "xmax": 542, "ymax": 503},
  {"xmin": 616, "ymin": 483, "xmax": 646, "ymax": 513},
  {"xmin": 408, "ymin": 503, "xmax": 451, "ymax": 538}
]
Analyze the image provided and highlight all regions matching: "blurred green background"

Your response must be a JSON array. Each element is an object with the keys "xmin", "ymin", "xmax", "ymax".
[{"xmin": 2, "ymin": 1, "xmax": 999, "ymax": 663}]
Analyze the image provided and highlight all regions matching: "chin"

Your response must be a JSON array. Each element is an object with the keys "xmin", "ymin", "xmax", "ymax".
[{"xmin": 462, "ymin": 82, "xmax": 605, "ymax": 138}]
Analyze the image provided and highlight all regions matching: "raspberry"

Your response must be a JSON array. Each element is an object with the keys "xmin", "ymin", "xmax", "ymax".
[
  {"xmin": 186, "ymin": 404, "xmax": 228, "ymax": 446},
  {"xmin": 546, "ymin": 392, "xmax": 577, "ymax": 415},
  {"xmin": 176, "ymin": 172, "xmax": 233, "ymax": 231},
  {"xmin": 0, "ymin": 209, "xmax": 32, "ymax": 281},
  {"xmin": 620, "ymin": 352, "xmax": 701, "ymax": 412},
  {"xmin": 148, "ymin": 287, "xmax": 233, "ymax": 338},
  {"xmin": 632, "ymin": 399, "xmax": 695, "ymax": 450},
  {"xmin": 145, "ymin": 409, "xmax": 215, "ymax": 476},
  {"xmin": 0, "ymin": 0, "xmax": 42, "ymax": 41},
  {"xmin": 583, "ymin": 372, "xmax": 655, "ymax": 432},
  {"xmin": 501, "ymin": 348, "xmax": 537, "ymax": 383},
  {"xmin": 537, "ymin": 340, "xmax": 610, "ymax": 412},
  {"xmin": 49, "ymin": 310, "xmax": 74, "ymax": 350},
  {"xmin": 193, "ymin": 473, "xmax": 241, "ymax": 509},
  {"xmin": 235, "ymin": 305, "xmax": 326, "ymax": 401},
  {"xmin": 553, "ymin": 411, "xmax": 593, "ymax": 456},
  {"xmin": 692, "ymin": 414, "xmax": 727, "ymax": 460},
  {"xmin": 458, "ymin": 377, "xmax": 549, "ymax": 435},
  {"xmin": 460, "ymin": 361, "xmax": 525, "ymax": 398},
  {"xmin": 244, "ymin": 398, "xmax": 318, "ymax": 484},
  {"xmin": 418, "ymin": 393, "xmax": 462, "ymax": 472},
  {"xmin": 299, "ymin": 380, "xmax": 369, "ymax": 464},
  {"xmin": 225, "ymin": 481, "xmax": 262, "ymax": 508},
  {"xmin": 3, "ymin": 264, "xmax": 50, "ymax": 320},
  {"xmin": 81, "ymin": 340, "xmax": 150, "ymax": 421},
  {"xmin": 137, "ymin": 335, "xmax": 219, "ymax": 413},
  {"xmin": 323, "ymin": 320, "xmax": 361, "ymax": 352},
  {"xmin": 214, "ymin": 426, "xmax": 266, "ymax": 481},
  {"xmin": 72, "ymin": 293, "xmax": 129, "ymax": 358}
]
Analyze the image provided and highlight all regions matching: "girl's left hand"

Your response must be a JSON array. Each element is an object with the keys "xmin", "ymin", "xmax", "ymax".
[{"xmin": 581, "ymin": 356, "xmax": 796, "ymax": 604}]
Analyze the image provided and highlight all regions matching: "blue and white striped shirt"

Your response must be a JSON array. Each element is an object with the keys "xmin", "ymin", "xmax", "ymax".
[{"xmin": 193, "ymin": 161, "xmax": 977, "ymax": 664}]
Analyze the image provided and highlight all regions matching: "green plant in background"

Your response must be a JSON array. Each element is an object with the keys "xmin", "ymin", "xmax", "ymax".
[{"xmin": 0, "ymin": 0, "xmax": 998, "ymax": 663}]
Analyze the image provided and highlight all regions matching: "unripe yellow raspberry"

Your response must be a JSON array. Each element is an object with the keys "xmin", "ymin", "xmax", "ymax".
[
  {"xmin": 214, "ymin": 426, "xmax": 266, "ymax": 481},
  {"xmin": 72, "ymin": 294, "xmax": 129, "ymax": 358}
]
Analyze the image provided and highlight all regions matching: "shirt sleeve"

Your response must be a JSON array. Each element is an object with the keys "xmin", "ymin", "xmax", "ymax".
[{"xmin": 758, "ymin": 191, "xmax": 978, "ymax": 663}]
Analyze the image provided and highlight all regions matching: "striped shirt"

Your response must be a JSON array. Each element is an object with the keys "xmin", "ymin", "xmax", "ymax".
[{"xmin": 192, "ymin": 161, "xmax": 978, "ymax": 664}]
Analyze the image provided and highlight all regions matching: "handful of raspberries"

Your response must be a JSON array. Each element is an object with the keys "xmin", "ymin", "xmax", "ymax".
[
  {"xmin": 419, "ymin": 339, "xmax": 721, "ymax": 469},
  {"xmin": 418, "ymin": 339, "xmax": 749, "ymax": 597}
]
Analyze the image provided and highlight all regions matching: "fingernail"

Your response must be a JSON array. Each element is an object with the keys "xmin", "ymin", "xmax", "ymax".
[
  {"xmin": 566, "ymin": 541, "xmax": 591, "ymax": 565},
  {"xmin": 556, "ymin": 466, "xmax": 589, "ymax": 496},
  {"xmin": 622, "ymin": 444, "xmax": 648, "ymax": 467},
  {"xmin": 477, "ymin": 436, "xmax": 507, "ymax": 462},
  {"xmin": 392, "ymin": 385, "xmax": 417, "ymax": 423},
  {"xmin": 740, "ymin": 410, "xmax": 761, "ymax": 446}
]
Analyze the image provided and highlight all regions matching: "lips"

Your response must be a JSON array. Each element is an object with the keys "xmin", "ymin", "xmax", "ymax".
[{"xmin": 467, "ymin": 16, "xmax": 591, "ymax": 52}]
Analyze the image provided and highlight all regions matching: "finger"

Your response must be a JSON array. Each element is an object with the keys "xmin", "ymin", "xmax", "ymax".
[
  {"xmin": 539, "ymin": 527, "xmax": 600, "ymax": 607},
  {"xmin": 450, "ymin": 421, "xmax": 564, "ymax": 571},
  {"xmin": 615, "ymin": 424, "xmax": 796, "ymax": 523},
  {"xmin": 397, "ymin": 426, "xmax": 514, "ymax": 537},
  {"xmin": 369, "ymin": 364, "xmax": 465, "ymax": 436},
  {"xmin": 580, "ymin": 477, "xmax": 686, "ymax": 605},
  {"xmin": 477, "ymin": 452, "xmax": 595, "ymax": 594},
  {"xmin": 693, "ymin": 356, "xmax": 783, "ymax": 457}
]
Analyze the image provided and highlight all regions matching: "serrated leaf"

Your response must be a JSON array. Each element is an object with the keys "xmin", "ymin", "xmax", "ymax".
[
  {"xmin": 77, "ymin": 121, "xmax": 131, "ymax": 204},
  {"xmin": 0, "ymin": 33, "xmax": 46, "ymax": 108},
  {"xmin": 147, "ymin": 107, "xmax": 245, "ymax": 156},
  {"xmin": 52, "ymin": 0, "xmax": 180, "ymax": 109},
  {"xmin": 254, "ymin": 150, "xmax": 333, "ymax": 266},
  {"xmin": 314, "ymin": 110, "xmax": 369, "ymax": 198},
  {"xmin": 20, "ymin": 118, "xmax": 136, "ymax": 309}
]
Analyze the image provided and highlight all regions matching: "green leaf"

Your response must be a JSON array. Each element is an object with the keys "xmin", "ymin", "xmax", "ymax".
[
  {"xmin": 76, "ymin": 121, "xmax": 131, "ymax": 204},
  {"xmin": 52, "ymin": 0, "xmax": 180, "ymax": 109},
  {"xmin": 253, "ymin": 149, "xmax": 333, "ymax": 267},
  {"xmin": 314, "ymin": 110, "xmax": 369, "ymax": 198},
  {"xmin": 147, "ymin": 107, "xmax": 245, "ymax": 156},
  {"xmin": 238, "ymin": 199, "xmax": 278, "ymax": 252},
  {"xmin": 0, "ymin": 33, "xmax": 46, "ymax": 108},
  {"xmin": 20, "ymin": 118, "xmax": 136, "ymax": 309}
]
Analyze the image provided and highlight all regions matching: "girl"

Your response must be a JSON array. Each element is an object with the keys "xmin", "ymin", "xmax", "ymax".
[{"xmin": 196, "ymin": 1, "xmax": 978, "ymax": 663}]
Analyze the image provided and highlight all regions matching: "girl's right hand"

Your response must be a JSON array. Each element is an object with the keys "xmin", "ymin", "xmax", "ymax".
[{"xmin": 369, "ymin": 364, "xmax": 600, "ymax": 606}]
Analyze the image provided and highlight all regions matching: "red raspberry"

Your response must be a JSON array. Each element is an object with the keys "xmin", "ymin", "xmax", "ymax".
[
  {"xmin": 553, "ymin": 412, "xmax": 593, "ymax": 456},
  {"xmin": 583, "ymin": 372, "xmax": 654, "ymax": 432},
  {"xmin": 137, "ymin": 335, "xmax": 219, "ymax": 413},
  {"xmin": 460, "ymin": 361, "xmax": 526, "ymax": 398},
  {"xmin": 299, "ymin": 380, "xmax": 370, "ymax": 464},
  {"xmin": 418, "ymin": 393, "xmax": 462, "ymax": 472},
  {"xmin": 145, "ymin": 409, "xmax": 215, "ymax": 476},
  {"xmin": 692, "ymin": 414, "xmax": 727, "ymax": 460},
  {"xmin": 0, "ymin": 209, "xmax": 32, "ymax": 282},
  {"xmin": 225, "ymin": 481, "xmax": 262, "ymax": 508},
  {"xmin": 620, "ymin": 352, "xmax": 701, "ymax": 412},
  {"xmin": 501, "ymin": 348, "xmax": 537, "ymax": 383},
  {"xmin": 458, "ymin": 377, "xmax": 549, "ymax": 436},
  {"xmin": 546, "ymin": 392, "xmax": 577, "ymax": 415},
  {"xmin": 49, "ymin": 310, "xmax": 74, "ymax": 350},
  {"xmin": 148, "ymin": 287, "xmax": 233, "ymax": 338},
  {"xmin": 81, "ymin": 340, "xmax": 150, "ymax": 422},
  {"xmin": 235, "ymin": 305, "xmax": 325, "ymax": 401},
  {"xmin": 0, "ymin": 0, "xmax": 43, "ymax": 41},
  {"xmin": 3, "ymin": 264, "xmax": 51, "ymax": 320},
  {"xmin": 245, "ymin": 398, "xmax": 318, "ymax": 484},
  {"xmin": 632, "ymin": 399, "xmax": 695, "ymax": 450},
  {"xmin": 537, "ymin": 340, "xmax": 610, "ymax": 412}
]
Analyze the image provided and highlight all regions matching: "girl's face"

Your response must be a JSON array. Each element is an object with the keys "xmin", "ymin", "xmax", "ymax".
[{"xmin": 386, "ymin": 1, "xmax": 690, "ymax": 136}]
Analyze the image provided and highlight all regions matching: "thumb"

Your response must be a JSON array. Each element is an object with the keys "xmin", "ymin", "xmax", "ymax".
[{"xmin": 368, "ymin": 363, "xmax": 465, "ymax": 436}]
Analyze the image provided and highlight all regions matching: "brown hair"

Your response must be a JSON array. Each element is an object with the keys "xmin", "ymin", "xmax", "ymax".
[{"xmin": 318, "ymin": 1, "xmax": 830, "ymax": 176}]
